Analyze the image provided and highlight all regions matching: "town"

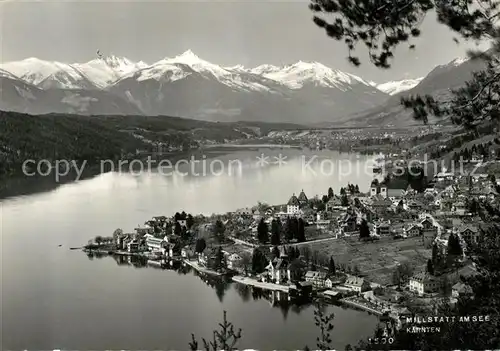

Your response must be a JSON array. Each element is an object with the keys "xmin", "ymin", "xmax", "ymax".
[{"xmin": 84, "ymin": 151, "xmax": 500, "ymax": 334}]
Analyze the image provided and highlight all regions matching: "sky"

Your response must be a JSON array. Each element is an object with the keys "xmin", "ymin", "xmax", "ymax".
[{"xmin": 0, "ymin": 0, "xmax": 487, "ymax": 83}]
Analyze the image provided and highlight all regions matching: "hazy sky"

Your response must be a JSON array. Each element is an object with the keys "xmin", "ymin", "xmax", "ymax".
[{"xmin": 0, "ymin": 0, "xmax": 486, "ymax": 83}]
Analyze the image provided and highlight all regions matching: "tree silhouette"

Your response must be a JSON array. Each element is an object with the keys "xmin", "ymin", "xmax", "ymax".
[
  {"xmin": 341, "ymin": 194, "xmax": 349, "ymax": 207},
  {"xmin": 359, "ymin": 219, "xmax": 370, "ymax": 238},
  {"xmin": 213, "ymin": 219, "xmax": 226, "ymax": 242},
  {"xmin": 272, "ymin": 246, "xmax": 281, "ymax": 260},
  {"xmin": 297, "ymin": 218, "xmax": 306, "ymax": 242},
  {"xmin": 251, "ymin": 248, "xmax": 268, "ymax": 274},
  {"xmin": 427, "ymin": 258, "xmax": 435, "ymax": 275},
  {"xmin": 271, "ymin": 218, "xmax": 281, "ymax": 245},
  {"xmin": 328, "ymin": 256, "xmax": 336, "ymax": 275},
  {"xmin": 195, "ymin": 238, "xmax": 207, "ymax": 254},
  {"xmin": 174, "ymin": 222, "xmax": 182, "ymax": 236},
  {"xmin": 328, "ymin": 187, "xmax": 334, "ymax": 199},
  {"xmin": 257, "ymin": 218, "xmax": 269, "ymax": 244},
  {"xmin": 189, "ymin": 311, "xmax": 242, "ymax": 351},
  {"xmin": 186, "ymin": 214, "xmax": 195, "ymax": 229},
  {"xmin": 447, "ymin": 233, "xmax": 463, "ymax": 257},
  {"xmin": 313, "ymin": 302, "xmax": 335, "ymax": 350}
]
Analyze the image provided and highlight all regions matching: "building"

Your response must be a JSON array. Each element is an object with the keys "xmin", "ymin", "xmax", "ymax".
[
  {"xmin": 452, "ymin": 282, "xmax": 473, "ymax": 298},
  {"xmin": 181, "ymin": 245, "xmax": 195, "ymax": 259},
  {"xmin": 372, "ymin": 198, "xmax": 393, "ymax": 212},
  {"xmin": 408, "ymin": 200, "xmax": 424, "ymax": 212},
  {"xmin": 127, "ymin": 240, "xmax": 140, "ymax": 253},
  {"xmin": 455, "ymin": 224, "xmax": 480, "ymax": 245},
  {"xmin": 409, "ymin": 273, "xmax": 441, "ymax": 296},
  {"xmin": 298, "ymin": 189, "xmax": 309, "ymax": 206},
  {"xmin": 117, "ymin": 234, "xmax": 134, "ymax": 250},
  {"xmin": 421, "ymin": 216, "xmax": 439, "ymax": 248},
  {"xmin": 266, "ymin": 256, "xmax": 291, "ymax": 284},
  {"xmin": 386, "ymin": 183, "xmax": 407, "ymax": 198},
  {"xmin": 325, "ymin": 277, "xmax": 335, "ymax": 289},
  {"xmin": 305, "ymin": 271, "xmax": 328, "ymax": 288},
  {"xmin": 344, "ymin": 275, "xmax": 370, "ymax": 293},
  {"xmin": 144, "ymin": 234, "xmax": 168, "ymax": 254},
  {"xmin": 404, "ymin": 223, "xmax": 422, "ymax": 237},
  {"xmin": 434, "ymin": 170, "xmax": 455, "ymax": 182},
  {"xmin": 287, "ymin": 194, "xmax": 301, "ymax": 215},
  {"xmin": 135, "ymin": 226, "xmax": 153, "ymax": 236},
  {"xmin": 342, "ymin": 213, "xmax": 358, "ymax": 233},
  {"xmin": 235, "ymin": 208, "xmax": 253, "ymax": 216},
  {"xmin": 326, "ymin": 196, "xmax": 343, "ymax": 211},
  {"xmin": 374, "ymin": 221, "xmax": 391, "ymax": 236},
  {"xmin": 370, "ymin": 181, "xmax": 387, "ymax": 197},
  {"xmin": 165, "ymin": 243, "xmax": 180, "ymax": 258}
]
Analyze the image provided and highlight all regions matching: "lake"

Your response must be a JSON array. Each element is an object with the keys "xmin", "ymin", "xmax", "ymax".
[{"xmin": 1, "ymin": 148, "xmax": 380, "ymax": 350}]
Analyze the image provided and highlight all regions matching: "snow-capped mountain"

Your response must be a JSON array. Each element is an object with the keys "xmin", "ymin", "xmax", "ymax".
[
  {"xmin": 0, "ymin": 50, "xmax": 388, "ymax": 123},
  {"xmin": 0, "ymin": 50, "xmax": 486, "ymax": 125},
  {"xmin": 377, "ymin": 78, "xmax": 423, "ymax": 95},
  {"xmin": 0, "ymin": 58, "xmax": 94, "ymax": 89},
  {"xmin": 107, "ymin": 51, "xmax": 387, "ymax": 123},
  {"xmin": 118, "ymin": 50, "xmax": 282, "ymax": 93},
  {"xmin": 0, "ymin": 56, "xmax": 148, "ymax": 90},
  {"xmin": 73, "ymin": 55, "xmax": 148, "ymax": 88},
  {"xmin": 250, "ymin": 61, "xmax": 374, "ymax": 90}
]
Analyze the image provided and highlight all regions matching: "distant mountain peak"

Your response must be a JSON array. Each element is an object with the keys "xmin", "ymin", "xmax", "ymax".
[
  {"xmin": 250, "ymin": 60, "xmax": 374, "ymax": 89},
  {"xmin": 450, "ymin": 57, "xmax": 468, "ymax": 66},
  {"xmin": 101, "ymin": 55, "xmax": 133, "ymax": 68},
  {"xmin": 377, "ymin": 77, "xmax": 424, "ymax": 95},
  {"xmin": 169, "ymin": 50, "xmax": 205, "ymax": 65},
  {"xmin": 225, "ymin": 64, "xmax": 245, "ymax": 71}
]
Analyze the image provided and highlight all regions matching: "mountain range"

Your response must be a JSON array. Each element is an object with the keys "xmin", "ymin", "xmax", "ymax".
[{"xmin": 0, "ymin": 50, "xmax": 482, "ymax": 125}]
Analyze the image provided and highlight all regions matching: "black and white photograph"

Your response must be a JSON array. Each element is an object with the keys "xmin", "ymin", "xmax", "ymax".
[{"xmin": 1, "ymin": 0, "xmax": 499, "ymax": 350}]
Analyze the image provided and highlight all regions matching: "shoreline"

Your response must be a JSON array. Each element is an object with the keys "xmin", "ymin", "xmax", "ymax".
[
  {"xmin": 339, "ymin": 298, "xmax": 384, "ymax": 316},
  {"xmin": 232, "ymin": 275, "xmax": 290, "ymax": 292}
]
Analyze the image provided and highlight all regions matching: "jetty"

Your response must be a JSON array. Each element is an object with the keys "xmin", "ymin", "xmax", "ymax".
[
  {"xmin": 339, "ymin": 298, "xmax": 383, "ymax": 316},
  {"xmin": 232, "ymin": 275, "xmax": 290, "ymax": 292},
  {"xmin": 320, "ymin": 290, "xmax": 343, "ymax": 300},
  {"xmin": 183, "ymin": 259, "xmax": 223, "ymax": 277}
]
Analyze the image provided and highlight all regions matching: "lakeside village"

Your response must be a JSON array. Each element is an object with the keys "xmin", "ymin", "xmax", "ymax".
[{"xmin": 84, "ymin": 160, "xmax": 500, "ymax": 333}]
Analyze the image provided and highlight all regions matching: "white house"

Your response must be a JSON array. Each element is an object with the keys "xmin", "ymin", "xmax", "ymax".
[
  {"xmin": 127, "ymin": 240, "xmax": 140, "ymax": 253},
  {"xmin": 344, "ymin": 275, "xmax": 370, "ymax": 293},
  {"xmin": 374, "ymin": 221, "xmax": 391, "ymax": 236},
  {"xmin": 225, "ymin": 252, "xmax": 243, "ymax": 270},
  {"xmin": 325, "ymin": 277, "xmax": 335, "ymax": 288},
  {"xmin": 305, "ymin": 271, "xmax": 327, "ymax": 288},
  {"xmin": 370, "ymin": 181, "xmax": 387, "ymax": 197},
  {"xmin": 287, "ymin": 194, "xmax": 301, "ymax": 215},
  {"xmin": 455, "ymin": 225, "xmax": 480, "ymax": 245},
  {"xmin": 266, "ymin": 256, "xmax": 291, "ymax": 284},
  {"xmin": 404, "ymin": 223, "xmax": 422, "ymax": 237},
  {"xmin": 409, "ymin": 272, "xmax": 441, "ymax": 296},
  {"xmin": 452, "ymin": 282, "xmax": 473, "ymax": 298},
  {"xmin": 144, "ymin": 234, "xmax": 169, "ymax": 253}
]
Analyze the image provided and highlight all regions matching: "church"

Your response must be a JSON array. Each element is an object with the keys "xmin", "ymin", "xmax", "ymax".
[{"xmin": 287, "ymin": 190, "xmax": 308, "ymax": 215}]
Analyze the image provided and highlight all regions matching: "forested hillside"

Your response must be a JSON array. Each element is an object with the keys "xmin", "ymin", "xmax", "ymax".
[
  {"xmin": 0, "ymin": 111, "xmax": 304, "ymax": 177},
  {"xmin": 0, "ymin": 111, "xmax": 151, "ymax": 176}
]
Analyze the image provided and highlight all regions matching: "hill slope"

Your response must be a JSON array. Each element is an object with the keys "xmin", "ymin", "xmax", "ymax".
[{"xmin": 336, "ymin": 55, "xmax": 489, "ymax": 127}]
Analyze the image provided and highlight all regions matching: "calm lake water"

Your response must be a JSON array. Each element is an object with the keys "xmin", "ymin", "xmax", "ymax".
[{"xmin": 2, "ymin": 149, "xmax": 380, "ymax": 350}]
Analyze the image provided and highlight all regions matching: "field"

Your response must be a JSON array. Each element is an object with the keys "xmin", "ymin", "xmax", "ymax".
[{"xmin": 304, "ymin": 236, "xmax": 431, "ymax": 285}]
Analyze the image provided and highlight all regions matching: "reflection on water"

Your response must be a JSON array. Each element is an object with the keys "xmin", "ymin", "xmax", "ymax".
[{"xmin": 103, "ymin": 254, "xmax": 314, "ymax": 316}]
